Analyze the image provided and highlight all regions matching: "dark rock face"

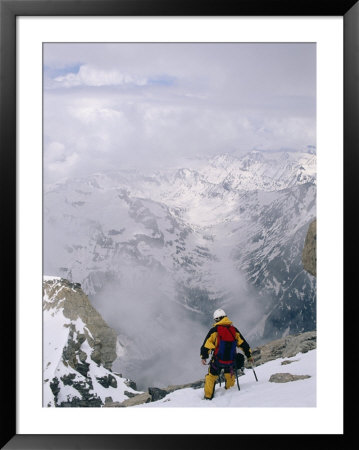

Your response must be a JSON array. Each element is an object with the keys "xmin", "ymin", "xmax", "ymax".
[
  {"xmin": 124, "ymin": 379, "xmax": 137, "ymax": 390},
  {"xmin": 96, "ymin": 374, "xmax": 118, "ymax": 389},
  {"xmin": 59, "ymin": 397, "xmax": 103, "ymax": 407},
  {"xmin": 302, "ymin": 219, "xmax": 316, "ymax": 277},
  {"xmin": 44, "ymin": 278, "xmax": 118, "ymax": 368},
  {"xmin": 49, "ymin": 378, "xmax": 60, "ymax": 403},
  {"xmin": 49, "ymin": 375, "xmax": 104, "ymax": 407},
  {"xmin": 148, "ymin": 387, "xmax": 169, "ymax": 402}
]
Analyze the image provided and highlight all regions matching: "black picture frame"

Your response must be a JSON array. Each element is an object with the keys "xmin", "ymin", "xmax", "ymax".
[{"xmin": 1, "ymin": 0, "xmax": 357, "ymax": 448}]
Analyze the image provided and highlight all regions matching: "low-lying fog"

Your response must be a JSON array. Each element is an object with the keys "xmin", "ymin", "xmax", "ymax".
[{"xmin": 89, "ymin": 262, "xmax": 267, "ymax": 391}]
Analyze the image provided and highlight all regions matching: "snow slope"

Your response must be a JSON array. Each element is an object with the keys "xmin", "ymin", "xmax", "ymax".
[
  {"xmin": 43, "ymin": 276, "xmax": 143, "ymax": 407},
  {"xmin": 136, "ymin": 349, "xmax": 316, "ymax": 408}
]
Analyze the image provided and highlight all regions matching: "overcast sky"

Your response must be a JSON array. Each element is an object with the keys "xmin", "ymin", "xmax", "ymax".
[{"xmin": 43, "ymin": 43, "xmax": 316, "ymax": 184}]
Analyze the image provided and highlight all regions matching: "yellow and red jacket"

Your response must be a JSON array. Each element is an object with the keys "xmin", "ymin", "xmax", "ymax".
[{"xmin": 200, "ymin": 316, "xmax": 252, "ymax": 360}]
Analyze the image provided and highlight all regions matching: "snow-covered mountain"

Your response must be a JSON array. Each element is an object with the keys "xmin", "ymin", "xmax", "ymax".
[
  {"xmin": 43, "ymin": 148, "xmax": 316, "ymax": 388},
  {"xmin": 43, "ymin": 276, "xmax": 145, "ymax": 407}
]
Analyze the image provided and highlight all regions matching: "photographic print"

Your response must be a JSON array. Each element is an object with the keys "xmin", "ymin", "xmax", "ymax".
[
  {"xmin": 42, "ymin": 42, "xmax": 317, "ymax": 408},
  {"xmin": 1, "ymin": 0, "xmax": 354, "ymax": 443}
]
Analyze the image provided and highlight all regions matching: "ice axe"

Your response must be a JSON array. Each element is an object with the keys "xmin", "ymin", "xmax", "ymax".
[{"xmin": 249, "ymin": 357, "xmax": 258, "ymax": 382}]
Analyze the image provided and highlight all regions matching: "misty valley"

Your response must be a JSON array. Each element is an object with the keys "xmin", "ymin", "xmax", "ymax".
[{"xmin": 43, "ymin": 149, "xmax": 316, "ymax": 390}]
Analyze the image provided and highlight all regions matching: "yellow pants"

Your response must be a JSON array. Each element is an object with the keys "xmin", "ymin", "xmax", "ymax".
[{"xmin": 204, "ymin": 372, "xmax": 235, "ymax": 399}]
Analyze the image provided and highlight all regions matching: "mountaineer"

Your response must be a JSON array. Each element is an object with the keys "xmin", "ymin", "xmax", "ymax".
[{"xmin": 200, "ymin": 308, "xmax": 253, "ymax": 400}]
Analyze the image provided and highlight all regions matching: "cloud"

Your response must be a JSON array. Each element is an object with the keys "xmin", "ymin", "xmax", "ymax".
[
  {"xmin": 44, "ymin": 141, "xmax": 80, "ymax": 180},
  {"xmin": 69, "ymin": 105, "xmax": 126, "ymax": 125},
  {"xmin": 43, "ymin": 43, "xmax": 316, "ymax": 184},
  {"xmin": 53, "ymin": 64, "xmax": 148, "ymax": 88}
]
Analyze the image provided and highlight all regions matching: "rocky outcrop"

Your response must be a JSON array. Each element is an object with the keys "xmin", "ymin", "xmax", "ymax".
[
  {"xmin": 269, "ymin": 373, "xmax": 311, "ymax": 383},
  {"xmin": 43, "ymin": 277, "xmax": 141, "ymax": 407},
  {"xmin": 104, "ymin": 392, "xmax": 152, "ymax": 407},
  {"xmin": 43, "ymin": 277, "xmax": 117, "ymax": 369},
  {"xmin": 248, "ymin": 330, "xmax": 316, "ymax": 367},
  {"xmin": 302, "ymin": 219, "xmax": 316, "ymax": 277},
  {"xmin": 281, "ymin": 359, "xmax": 299, "ymax": 365}
]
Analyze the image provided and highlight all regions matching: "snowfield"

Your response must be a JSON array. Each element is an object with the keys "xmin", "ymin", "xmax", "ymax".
[{"xmin": 136, "ymin": 349, "xmax": 316, "ymax": 408}]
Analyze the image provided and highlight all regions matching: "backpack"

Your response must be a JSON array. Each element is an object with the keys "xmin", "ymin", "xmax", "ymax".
[{"xmin": 214, "ymin": 325, "xmax": 237, "ymax": 368}]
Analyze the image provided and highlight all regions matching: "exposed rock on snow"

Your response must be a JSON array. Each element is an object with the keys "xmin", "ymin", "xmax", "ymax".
[
  {"xmin": 302, "ymin": 218, "xmax": 317, "ymax": 277},
  {"xmin": 281, "ymin": 359, "xmax": 299, "ymax": 365},
  {"xmin": 43, "ymin": 277, "xmax": 142, "ymax": 407},
  {"xmin": 104, "ymin": 392, "xmax": 152, "ymax": 407},
  {"xmin": 269, "ymin": 373, "xmax": 311, "ymax": 383},
  {"xmin": 248, "ymin": 330, "xmax": 316, "ymax": 367},
  {"xmin": 148, "ymin": 379, "xmax": 205, "ymax": 401},
  {"xmin": 43, "ymin": 277, "xmax": 117, "ymax": 368}
]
